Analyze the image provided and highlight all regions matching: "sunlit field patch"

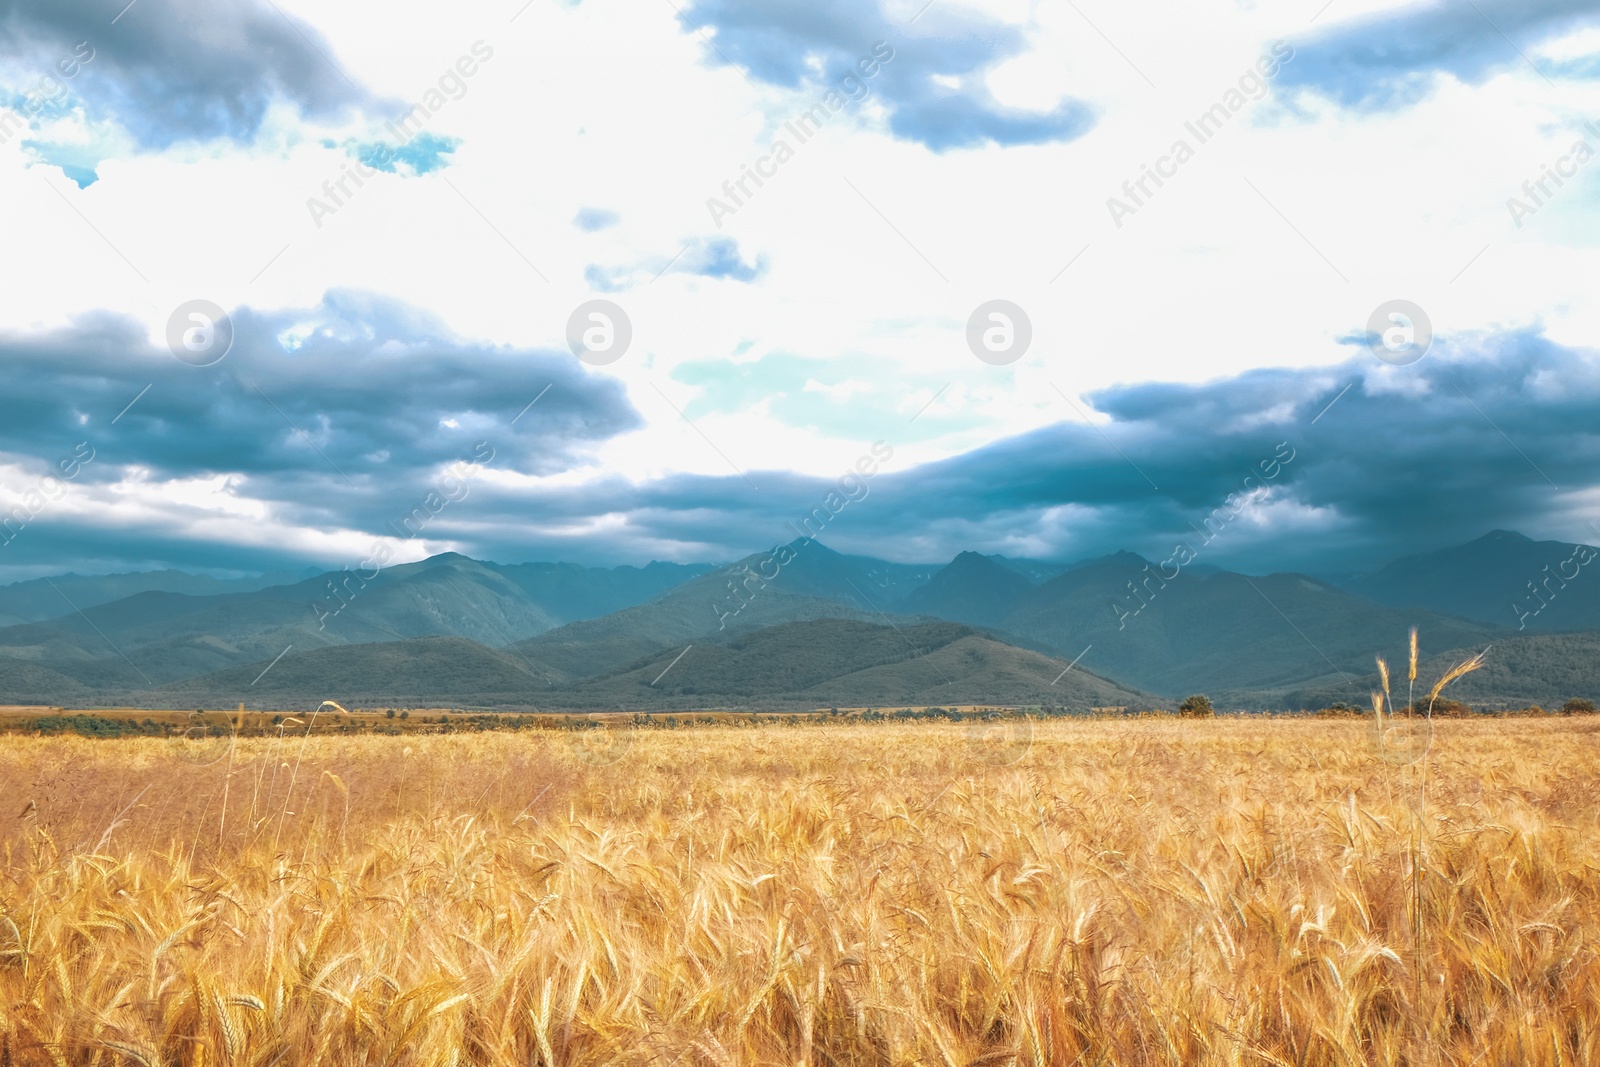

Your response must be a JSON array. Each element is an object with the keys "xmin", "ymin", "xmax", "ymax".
[{"xmin": 2, "ymin": 717, "xmax": 1598, "ymax": 1065}]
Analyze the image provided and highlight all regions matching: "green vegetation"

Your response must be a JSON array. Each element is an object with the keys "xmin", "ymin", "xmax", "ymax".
[{"xmin": 28, "ymin": 714, "xmax": 161, "ymax": 738}]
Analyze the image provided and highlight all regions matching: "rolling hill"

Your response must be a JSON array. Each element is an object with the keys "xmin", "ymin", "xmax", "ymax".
[
  {"xmin": 508, "ymin": 540, "xmax": 927, "ymax": 683},
  {"xmin": 127, "ymin": 619, "xmax": 1149, "ymax": 711},
  {"xmin": 556, "ymin": 618, "xmax": 1148, "ymax": 709},
  {"xmin": 148, "ymin": 636, "xmax": 549, "ymax": 708}
]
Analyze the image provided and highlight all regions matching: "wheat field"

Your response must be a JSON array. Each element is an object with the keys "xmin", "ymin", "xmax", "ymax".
[{"xmin": 1, "ymin": 716, "xmax": 1598, "ymax": 1066}]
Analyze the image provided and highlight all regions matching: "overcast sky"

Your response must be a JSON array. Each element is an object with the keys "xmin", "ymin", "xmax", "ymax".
[{"xmin": 1, "ymin": 0, "xmax": 1598, "ymax": 580}]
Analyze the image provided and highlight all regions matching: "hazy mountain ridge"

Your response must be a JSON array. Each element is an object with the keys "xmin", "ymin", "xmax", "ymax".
[
  {"xmin": 1343, "ymin": 530, "xmax": 1600, "ymax": 632},
  {"xmin": 894, "ymin": 550, "xmax": 1499, "ymax": 696},
  {"xmin": 0, "ymin": 531, "xmax": 1595, "ymax": 709},
  {"xmin": 0, "ymin": 554, "xmax": 713, "ymax": 692},
  {"xmin": 0, "ymin": 568, "xmax": 318, "ymax": 628}
]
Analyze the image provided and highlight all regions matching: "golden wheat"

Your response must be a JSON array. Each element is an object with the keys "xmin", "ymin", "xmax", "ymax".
[{"xmin": 0, "ymin": 716, "xmax": 1597, "ymax": 1066}]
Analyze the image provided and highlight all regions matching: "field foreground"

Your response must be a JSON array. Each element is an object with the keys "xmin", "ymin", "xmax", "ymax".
[{"xmin": 2, "ymin": 718, "xmax": 1599, "ymax": 1066}]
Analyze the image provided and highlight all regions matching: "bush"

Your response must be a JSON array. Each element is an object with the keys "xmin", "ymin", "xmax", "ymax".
[
  {"xmin": 1121, "ymin": 703, "xmax": 1164, "ymax": 716},
  {"xmin": 1313, "ymin": 704, "xmax": 1362, "ymax": 718},
  {"xmin": 1562, "ymin": 698, "xmax": 1597, "ymax": 714},
  {"xmin": 1405, "ymin": 698, "xmax": 1471, "ymax": 718},
  {"xmin": 1178, "ymin": 695, "xmax": 1215, "ymax": 718}
]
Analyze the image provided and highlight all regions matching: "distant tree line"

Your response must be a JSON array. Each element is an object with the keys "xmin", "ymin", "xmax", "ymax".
[{"xmin": 9, "ymin": 695, "xmax": 1597, "ymax": 742}]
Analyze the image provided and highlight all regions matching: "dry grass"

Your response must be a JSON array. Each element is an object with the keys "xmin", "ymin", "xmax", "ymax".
[{"xmin": 2, "ymin": 717, "xmax": 1599, "ymax": 1066}]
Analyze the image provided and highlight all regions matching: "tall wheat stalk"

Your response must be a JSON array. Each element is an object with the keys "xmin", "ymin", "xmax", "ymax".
[
  {"xmin": 272, "ymin": 707, "xmax": 326, "ymax": 855},
  {"xmin": 1375, "ymin": 630, "xmax": 1488, "ymax": 1022},
  {"xmin": 216, "ymin": 705, "xmax": 242, "ymax": 848}
]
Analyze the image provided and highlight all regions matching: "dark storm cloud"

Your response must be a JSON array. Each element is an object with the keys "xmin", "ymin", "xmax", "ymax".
[
  {"xmin": 5, "ymin": 318, "xmax": 1597, "ymax": 579},
  {"xmin": 0, "ymin": 523, "xmax": 317, "ymax": 582},
  {"xmin": 0, "ymin": 289, "xmax": 640, "ymax": 515},
  {"xmin": 845, "ymin": 330, "xmax": 1599, "ymax": 573},
  {"xmin": 0, "ymin": 0, "xmax": 376, "ymax": 147},
  {"xmin": 676, "ymin": 0, "xmax": 1095, "ymax": 150},
  {"xmin": 452, "ymin": 329, "xmax": 1599, "ymax": 573},
  {"xmin": 1279, "ymin": 0, "xmax": 1600, "ymax": 108}
]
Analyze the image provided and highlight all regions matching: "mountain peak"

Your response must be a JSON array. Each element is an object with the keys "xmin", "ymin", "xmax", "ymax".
[
  {"xmin": 780, "ymin": 536, "xmax": 839, "ymax": 556},
  {"xmin": 947, "ymin": 550, "xmax": 1008, "ymax": 569},
  {"xmin": 902, "ymin": 550, "xmax": 1033, "ymax": 627},
  {"xmin": 422, "ymin": 551, "xmax": 475, "ymax": 565},
  {"xmin": 1077, "ymin": 550, "xmax": 1152, "ymax": 569}
]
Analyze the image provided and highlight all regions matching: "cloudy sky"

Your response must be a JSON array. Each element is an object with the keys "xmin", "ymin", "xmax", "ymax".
[{"xmin": 1, "ymin": 0, "xmax": 1598, "ymax": 581}]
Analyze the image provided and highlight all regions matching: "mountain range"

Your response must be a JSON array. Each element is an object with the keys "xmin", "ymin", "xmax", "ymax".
[{"xmin": 0, "ymin": 530, "xmax": 1594, "ymax": 711}]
